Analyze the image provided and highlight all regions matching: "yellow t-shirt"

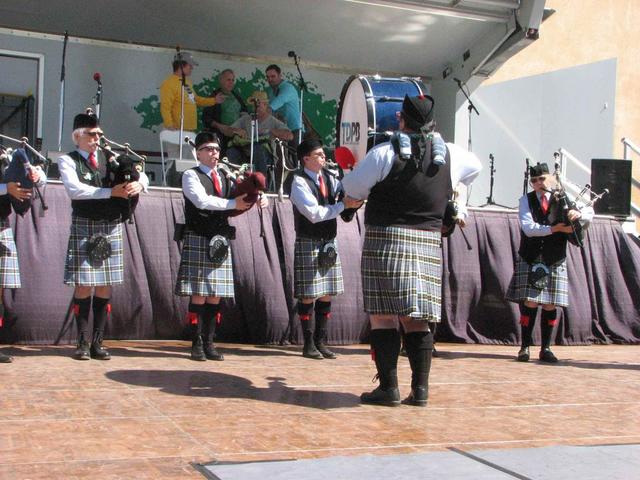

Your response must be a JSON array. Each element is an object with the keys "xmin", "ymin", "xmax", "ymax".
[{"xmin": 159, "ymin": 74, "xmax": 216, "ymax": 131}]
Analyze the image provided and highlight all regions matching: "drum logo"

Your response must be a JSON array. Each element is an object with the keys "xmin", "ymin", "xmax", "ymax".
[{"xmin": 341, "ymin": 122, "xmax": 360, "ymax": 144}]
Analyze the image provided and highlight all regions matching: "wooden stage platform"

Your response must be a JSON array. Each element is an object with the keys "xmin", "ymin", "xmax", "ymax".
[{"xmin": 1, "ymin": 341, "xmax": 638, "ymax": 478}]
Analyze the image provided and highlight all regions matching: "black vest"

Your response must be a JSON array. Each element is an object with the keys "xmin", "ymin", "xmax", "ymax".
[
  {"xmin": 518, "ymin": 191, "xmax": 568, "ymax": 265},
  {"xmin": 293, "ymin": 169, "xmax": 338, "ymax": 240},
  {"xmin": 365, "ymin": 141, "xmax": 452, "ymax": 230},
  {"xmin": 67, "ymin": 151, "xmax": 123, "ymax": 221},
  {"xmin": 184, "ymin": 166, "xmax": 233, "ymax": 237}
]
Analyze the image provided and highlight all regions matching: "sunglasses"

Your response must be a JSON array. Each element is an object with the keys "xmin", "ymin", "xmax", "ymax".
[
  {"xmin": 198, "ymin": 145, "xmax": 220, "ymax": 153},
  {"xmin": 530, "ymin": 176, "xmax": 546, "ymax": 183}
]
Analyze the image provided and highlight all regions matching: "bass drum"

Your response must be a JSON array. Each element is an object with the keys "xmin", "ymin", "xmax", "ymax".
[{"xmin": 336, "ymin": 75, "xmax": 427, "ymax": 164}]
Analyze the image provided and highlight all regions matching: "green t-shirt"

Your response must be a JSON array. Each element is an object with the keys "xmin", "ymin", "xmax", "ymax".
[{"xmin": 220, "ymin": 95, "xmax": 242, "ymax": 126}]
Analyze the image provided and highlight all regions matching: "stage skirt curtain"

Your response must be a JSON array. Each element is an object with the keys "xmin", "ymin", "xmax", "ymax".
[{"xmin": 2, "ymin": 184, "xmax": 639, "ymax": 346}]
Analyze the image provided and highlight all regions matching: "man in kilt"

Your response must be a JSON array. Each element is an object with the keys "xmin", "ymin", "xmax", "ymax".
[
  {"xmin": 0, "ymin": 159, "xmax": 46, "ymax": 363},
  {"xmin": 290, "ymin": 139, "xmax": 362, "ymax": 359},
  {"xmin": 58, "ymin": 113, "xmax": 148, "ymax": 360},
  {"xmin": 506, "ymin": 162, "xmax": 593, "ymax": 363},
  {"xmin": 175, "ymin": 132, "xmax": 267, "ymax": 361},
  {"xmin": 342, "ymin": 95, "xmax": 481, "ymax": 406}
]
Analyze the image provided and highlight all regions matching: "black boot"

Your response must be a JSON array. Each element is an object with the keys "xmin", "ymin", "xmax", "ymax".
[
  {"xmin": 517, "ymin": 304, "xmax": 537, "ymax": 362},
  {"xmin": 299, "ymin": 302, "xmax": 322, "ymax": 359},
  {"xmin": 74, "ymin": 333, "xmax": 91, "ymax": 361},
  {"xmin": 188, "ymin": 303, "xmax": 206, "ymax": 361},
  {"xmin": 90, "ymin": 330, "xmax": 111, "ymax": 360},
  {"xmin": 90, "ymin": 297, "xmax": 111, "ymax": 360},
  {"xmin": 314, "ymin": 301, "xmax": 336, "ymax": 359},
  {"xmin": 360, "ymin": 329, "xmax": 401, "ymax": 406},
  {"xmin": 401, "ymin": 331, "xmax": 433, "ymax": 406},
  {"xmin": 73, "ymin": 298, "xmax": 91, "ymax": 360},
  {"xmin": 539, "ymin": 308, "xmax": 559, "ymax": 363},
  {"xmin": 202, "ymin": 303, "xmax": 224, "ymax": 361}
]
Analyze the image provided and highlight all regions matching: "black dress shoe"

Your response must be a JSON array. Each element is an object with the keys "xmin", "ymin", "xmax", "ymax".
[
  {"xmin": 431, "ymin": 346, "xmax": 439, "ymax": 358},
  {"xmin": 90, "ymin": 332, "xmax": 111, "ymax": 360},
  {"xmin": 74, "ymin": 341, "xmax": 91, "ymax": 361},
  {"xmin": 539, "ymin": 347, "xmax": 558, "ymax": 363},
  {"xmin": 401, "ymin": 387, "xmax": 428, "ymax": 407},
  {"xmin": 191, "ymin": 336, "xmax": 206, "ymax": 361},
  {"xmin": 0, "ymin": 351, "xmax": 13, "ymax": 363},
  {"xmin": 517, "ymin": 346, "xmax": 530, "ymax": 362},
  {"xmin": 203, "ymin": 342, "xmax": 224, "ymax": 361},
  {"xmin": 302, "ymin": 339, "xmax": 323, "ymax": 359},
  {"xmin": 315, "ymin": 342, "xmax": 337, "ymax": 359},
  {"xmin": 360, "ymin": 386, "xmax": 401, "ymax": 407}
]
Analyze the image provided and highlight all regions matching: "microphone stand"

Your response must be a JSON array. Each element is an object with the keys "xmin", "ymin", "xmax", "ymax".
[
  {"xmin": 454, "ymin": 78, "xmax": 478, "ymax": 152},
  {"xmin": 479, "ymin": 153, "xmax": 510, "ymax": 208},
  {"xmin": 290, "ymin": 52, "xmax": 307, "ymax": 144},
  {"xmin": 57, "ymin": 31, "xmax": 69, "ymax": 151},
  {"xmin": 249, "ymin": 99, "xmax": 259, "ymax": 173}
]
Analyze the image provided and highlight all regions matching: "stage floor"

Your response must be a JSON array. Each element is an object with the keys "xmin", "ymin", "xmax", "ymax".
[{"xmin": 1, "ymin": 342, "xmax": 638, "ymax": 479}]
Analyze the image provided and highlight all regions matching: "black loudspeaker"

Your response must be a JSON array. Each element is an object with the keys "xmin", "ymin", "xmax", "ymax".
[{"xmin": 590, "ymin": 159, "xmax": 632, "ymax": 217}]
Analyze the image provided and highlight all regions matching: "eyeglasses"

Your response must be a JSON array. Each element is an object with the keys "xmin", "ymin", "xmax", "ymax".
[
  {"xmin": 83, "ymin": 130, "xmax": 102, "ymax": 138},
  {"xmin": 530, "ymin": 176, "xmax": 546, "ymax": 183},
  {"xmin": 198, "ymin": 146, "xmax": 220, "ymax": 153}
]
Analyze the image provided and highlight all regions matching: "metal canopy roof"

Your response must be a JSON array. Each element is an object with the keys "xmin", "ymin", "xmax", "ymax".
[{"xmin": 0, "ymin": 0, "xmax": 543, "ymax": 79}]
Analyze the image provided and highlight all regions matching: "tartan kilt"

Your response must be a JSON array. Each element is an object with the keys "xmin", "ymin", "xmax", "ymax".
[
  {"xmin": 362, "ymin": 226, "xmax": 442, "ymax": 322},
  {"xmin": 294, "ymin": 236, "xmax": 344, "ymax": 300},
  {"xmin": 505, "ymin": 257, "xmax": 569, "ymax": 307},
  {"xmin": 175, "ymin": 231, "xmax": 235, "ymax": 298},
  {"xmin": 0, "ymin": 218, "xmax": 21, "ymax": 289},
  {"xmin": 63, "ymin": 216, "xmax": 124, "ymax": 286}
]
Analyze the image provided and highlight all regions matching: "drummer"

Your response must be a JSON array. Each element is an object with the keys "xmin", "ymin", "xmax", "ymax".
[{"xmin": 223, "ymin": 91, "xmax": 293, "ymax": 181}]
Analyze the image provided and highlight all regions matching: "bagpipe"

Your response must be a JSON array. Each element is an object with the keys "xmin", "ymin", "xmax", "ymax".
[
  {"xmin": 98, "ymin": 135, "xmax": 145, "ymax": 223},
  {"xmin": 0, "ymin": 134, "xmax": 48, "ymax": 216},
  {"xmin": 543, "ymin": 160, "xmax": 609, "ymax": 248}
]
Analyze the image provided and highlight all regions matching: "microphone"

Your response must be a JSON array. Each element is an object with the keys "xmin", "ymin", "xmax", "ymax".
[
  {"xmin": 93, "ymin": 72, "xmax": 102, "ymax": 85},
  {"xmin": 288, "ymin": 51, "xmax": 296, "ymax": 58}
]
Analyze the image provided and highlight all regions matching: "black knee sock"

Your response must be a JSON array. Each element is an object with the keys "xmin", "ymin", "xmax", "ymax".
[
  {"xmin": 370, "ymin": 329, "xmax": 401, "ymax": 389},
  {"xmin": 188, "ymin": 303, "xmax": 204, "ymax": 339},
  {"xmin": 298, "ymin": 302, "xmax": 314, "ymax": 336},
  {"xmin": 519, "ymin": 304, "xmax": 538, "ymax": 347},
  {"xmin": 540, "ymin": 308, "xmax": 557, "ymax": 349},
  {"xmin": 202, "ymin": 303, "xmax": 221, "ymax": 343},
  {"xmin": 404, "ymin": 331, "xmax": 434, "ymax": 389},
  {"xmin": 73, "ymin": 297, "xmax": 92, "ymax": 339},
  {"xmin": 314, "ymin": 300, "xmax": 331, "ymax": 341},
  {"xmin": 92, "ymin": 296, "xmax": 110, "ymax": 334}
]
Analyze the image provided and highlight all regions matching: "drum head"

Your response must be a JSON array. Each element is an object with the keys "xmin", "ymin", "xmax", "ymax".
[{"xmin": 336, "ymin": 76, "xmax": 427, "ymax": 164}]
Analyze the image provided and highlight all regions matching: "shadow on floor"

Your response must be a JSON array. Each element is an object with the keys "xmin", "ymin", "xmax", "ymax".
[{"xmin": 106, "ymin": 369, "xmax": 361, "ymax": 410}]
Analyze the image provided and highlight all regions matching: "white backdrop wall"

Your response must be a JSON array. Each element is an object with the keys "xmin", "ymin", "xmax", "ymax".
[{"xmin": 457, "ymin": 59, "xmax": 616, "ymax": 207}]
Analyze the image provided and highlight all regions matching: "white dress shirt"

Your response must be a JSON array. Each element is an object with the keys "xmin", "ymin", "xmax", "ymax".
[
  {"xmin": 290, "ymin": 167, "xmax": 345, "ymax": 224},
  {"xmin": 182, "ymin": 163, "xmax": 236, "ymax": 211},
  {"xmin": 58, "ymin": 149, "xmax": 149, "ymax": 200},
  {"xmin": 519, "ymin": 190, "xmax": 595, "ymax": 237},
  {"xmin": 341, "ymin": 141, "xmax": 482, "ymax": 220}
]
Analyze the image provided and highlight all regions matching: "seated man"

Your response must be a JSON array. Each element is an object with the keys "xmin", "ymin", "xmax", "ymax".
[
  {"xmin": 201, "ymin": 69, "xmax": 247, "ymax": 153},
  {"xmin": 224, "ymin": 91, "xmax": 293, "ymax": 182}
]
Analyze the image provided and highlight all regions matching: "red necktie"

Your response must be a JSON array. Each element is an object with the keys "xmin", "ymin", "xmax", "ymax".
[
  {"xmin": 318, "ymin": 174, "xmax": 327, "ymax": 199},
  {"xmin": 88, "ymin": 152, "xmax": 98, "ymax": 170},
  {"xmin": 211, "ymin": 170, "xmax": 222, "ymax": 196},
  {"xmin": 541, "ymin": 194, "xmax": 549, "ymax": 214}
]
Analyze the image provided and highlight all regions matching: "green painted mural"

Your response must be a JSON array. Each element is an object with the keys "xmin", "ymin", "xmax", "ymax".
[{"xmin": 134, "ymin": 69, "xmax": 338, "ymax": 146}]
